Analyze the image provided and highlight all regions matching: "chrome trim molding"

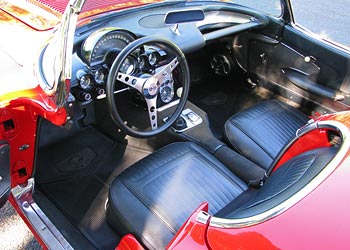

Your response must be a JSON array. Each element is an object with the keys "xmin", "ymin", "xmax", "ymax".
[
  {"xmin": 12, "ymin": 178, "xmax": 74, "ymax": 250},
  {"xmin": 196, "ymin": 211, "xmax": 211, "ymax": 224},
  {"xmin": 210, "ymin": 120, "xmax": 350, "ymax": 228},
  {"xmin": 291, "ymin": 24, "xmax": 350, "ymax": 54},
  {"xmin": 39, "ymin": 0, "xmax": 85, "ymax": 107},
  {"xmin": 196, "ymin": 11, "xmax": 251, "ymax": 29}
]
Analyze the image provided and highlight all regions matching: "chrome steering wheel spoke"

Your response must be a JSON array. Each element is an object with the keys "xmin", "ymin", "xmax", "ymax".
[
  {"xmin": 145, "ymin": 96, "xmax": 158, "ymax": 130},
  {"xmin": 117, "ymin": 72, "xmax": 145, "ymax": 93},
  {"xmin": 153, "ymin": 57, "xmax": 179, "ymax": 82}
]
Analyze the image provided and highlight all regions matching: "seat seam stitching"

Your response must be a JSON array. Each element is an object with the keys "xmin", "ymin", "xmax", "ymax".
[
  {"xmin": 227, "ymin": 119, "xmax": 275, "ymax": 160},
  {"xmin": 119, "ymin": 177, "xmax": 178, "ymax": 235}
]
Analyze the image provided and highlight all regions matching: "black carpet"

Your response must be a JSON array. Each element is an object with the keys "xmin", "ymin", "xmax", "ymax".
[{"xmin": 36, "ymin": 127, "xmax": 151, "ymax": 250}]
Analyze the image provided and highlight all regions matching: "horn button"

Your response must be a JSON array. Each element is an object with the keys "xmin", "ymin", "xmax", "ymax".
[{"xmin": 143, "ymin": 77, "xmax": 159, "ymax": 98}]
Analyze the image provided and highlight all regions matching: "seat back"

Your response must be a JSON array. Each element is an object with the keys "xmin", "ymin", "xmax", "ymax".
[{"xmin": 218, "ymin": 146, "xmax": 338, "ymax": 219}]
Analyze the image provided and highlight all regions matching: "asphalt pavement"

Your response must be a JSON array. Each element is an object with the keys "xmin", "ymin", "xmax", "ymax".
[
  {"xmin": 292, "ymin": 0, "xmax": 350, "ymax": 48},
  {"xmin": 0, "ymin": 202, "xmax": 41, "ymax": 250}
]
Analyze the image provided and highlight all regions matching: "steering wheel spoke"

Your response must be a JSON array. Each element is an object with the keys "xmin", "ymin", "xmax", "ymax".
[
  {"xmin": 145, "ymin": 97, "xmax": 158, "ymax": 130},
  {"xmin": 117, "ymin": 72, "xmax": 145, "ymax": 93},
  {"xmin": 153, "ymin": 57, "xmax": 179, "ymax": 82}
]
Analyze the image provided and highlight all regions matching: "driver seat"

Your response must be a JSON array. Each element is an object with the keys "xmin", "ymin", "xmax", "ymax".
[{"xmin": 106, "ymin": 142, "xmax": 248, "ymax": 249}]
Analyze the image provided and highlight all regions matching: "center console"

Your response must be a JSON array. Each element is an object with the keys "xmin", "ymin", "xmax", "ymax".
[{"xmin": 168, "ymin": 101, "xmax": 225, "ymax": 154}]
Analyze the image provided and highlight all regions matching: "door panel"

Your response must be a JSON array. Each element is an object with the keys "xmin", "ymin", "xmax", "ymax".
[
  {"xmin": 248, "ymin": 35, "xmax": 320, "ymax": 86},
  {"xmin": 236, "ymin": 21, "xmax": 350, "ymax": 113},
  {"xmin": 283, "ymin": 26, "xmax": 350, "ymax": 92},
  {"xmin": 0, "ymin": 142, "xmax": 10, "ymax": 208}
]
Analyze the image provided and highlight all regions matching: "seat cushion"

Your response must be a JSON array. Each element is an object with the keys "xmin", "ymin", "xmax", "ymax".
[
  {"xmin": 225, "ymin": 100, "xmax": 309, "ymax": 170},
  {"xmin": 107, "ymin": 142, "xmax": 248, "ymax": 250}
]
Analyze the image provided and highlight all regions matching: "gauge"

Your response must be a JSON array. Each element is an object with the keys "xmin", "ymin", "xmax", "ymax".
[
  {"xmin": 94, "ymin": 68, "xmax": 107, "ymax": 84},
  {"xmin": 77, "ymin": 70, "xmax": 94, "ymax": 90},
  {"xmin": 148, "ymin": 51, "xmax": 160, "ymax": 66},
  {"xmin": 79, "ymin": 74, "xmax": 94, "ymax": 90},
  {"xmin": 82, "ymin": 28, "xmax": 136, "ymax": 67},
  {"xmin": 160, "ymin": 81, "xmax": 174, "ymax": 103},
  {"xmin": 138, "ymin": 54, "xmax": 149, "ymax": 70},
  {"xmin": 120, "ymin": 56, "xmax": 137, "ymax": 75}
]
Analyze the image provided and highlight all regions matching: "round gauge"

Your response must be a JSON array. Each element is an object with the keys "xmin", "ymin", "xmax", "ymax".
[
  {"xmin": 120, "ymin": 56, "xmax": 137, "ymax": 75},
  {"xmin": 148, "ymin": 51, "xmax": 160, "ymax": 66},
  {"xmin": 82, "ymin": 28, "xmax": 136, "ymax": 67},
  {"xmin": 94, "ymin": 68, "xmax": 107, "ymax": 84},
  {"xmin": 138, "ymin": 54, "xmax": 149, "ymax": 70},
  {"xmin": 160, "ymin": 85, "xmax": 174, "ymax": 103},
  {"xmin": 79, "ymin": 74, "xmax": 94, "ymax": 90}
]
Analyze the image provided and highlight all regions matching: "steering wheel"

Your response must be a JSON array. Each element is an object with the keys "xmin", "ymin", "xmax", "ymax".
[{"xmin": 106, "ymin": 36, "xmax": 190, "ymax": 138}]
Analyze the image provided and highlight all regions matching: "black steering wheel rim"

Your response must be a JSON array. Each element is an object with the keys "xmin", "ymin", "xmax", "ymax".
[{"xmin": 106, "ymin": 36, "xmax": 190, "ymax": 138}]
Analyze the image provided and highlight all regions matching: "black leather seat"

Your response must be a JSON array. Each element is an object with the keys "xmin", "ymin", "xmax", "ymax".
[
  {"xmin": 225, "ymin": 99, "xmax": 309, "ymax": 170},
  {"xmin": 107, "ymin": 142, "xmax": 248, "ymax": 249},
  {"xmin": 107, "ymin": 141, "xmax": 337, "ymax": 249}
]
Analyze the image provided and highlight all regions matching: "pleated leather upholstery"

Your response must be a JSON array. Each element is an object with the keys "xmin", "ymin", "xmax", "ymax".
[
  {"xmin": 107, "ymin": 142, "xmax": 248, "ymax": 250},
  {"xmin": 225, "ymin": 100, "xmax": 309, "ymax": 170},
  {"xmin": 224, "ymin": 146, "xmax": 337, "ymax": 219},
  {"xmin": 107, "ymin": 143, "xmax": 337, "ymax": 250}
]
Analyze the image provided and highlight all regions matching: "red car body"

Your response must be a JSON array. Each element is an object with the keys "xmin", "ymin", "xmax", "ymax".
[{"xmin": 1, "ymin": 0, "xmax": 350, "ymax": 249}]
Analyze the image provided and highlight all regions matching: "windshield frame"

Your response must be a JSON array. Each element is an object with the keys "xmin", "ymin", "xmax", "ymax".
[{"xmin": 38, "ymin": 0, "xmax": 85, "ymax": 107}]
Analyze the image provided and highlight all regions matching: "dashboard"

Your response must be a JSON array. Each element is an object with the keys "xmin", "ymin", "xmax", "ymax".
[
  {"xmin": 69, "ymin": 2, "xmax": 267, "ymax": 109},
  {"xmin": 72, "ymin": 27, "xmax": 177, "ymax": 104}
]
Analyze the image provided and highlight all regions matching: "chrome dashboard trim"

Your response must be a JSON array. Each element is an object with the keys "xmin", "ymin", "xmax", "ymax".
[
  {"xmin": 196, "ymin": 11, "xmax": 251, "ymax": 29},
  {"xmin": 210, "ymin": 120, "xmax": 350, "ymax": 228}
]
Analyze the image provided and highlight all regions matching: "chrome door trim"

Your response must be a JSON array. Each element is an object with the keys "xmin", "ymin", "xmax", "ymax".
[{"xmin": 11, "ymin": 178, "xmax": 74, "ymax": 250}]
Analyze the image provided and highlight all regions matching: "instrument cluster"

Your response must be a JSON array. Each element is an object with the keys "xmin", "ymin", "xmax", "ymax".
[{"xmin": 73, "ymin": 27, "xmax": 165, "ymax": 102}]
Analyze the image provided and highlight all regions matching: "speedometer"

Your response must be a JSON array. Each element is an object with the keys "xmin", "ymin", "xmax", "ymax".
[{"xmin": 82, "ymin": 28, "xmax": 136, "ymax": 67}]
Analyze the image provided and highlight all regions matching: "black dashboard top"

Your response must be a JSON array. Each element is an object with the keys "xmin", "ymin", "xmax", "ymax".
[{"xmin": 70, "ymin": 2, "xmax": 268, "ymax": 94}]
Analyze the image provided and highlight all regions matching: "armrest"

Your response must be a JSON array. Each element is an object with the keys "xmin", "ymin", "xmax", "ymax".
[{"xmin": 282, "ymin": 67, "xmax": 348, "ymax": 101}]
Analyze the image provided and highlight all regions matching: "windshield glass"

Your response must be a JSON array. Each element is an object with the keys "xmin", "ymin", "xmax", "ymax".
[
  {"xmin": 77, "ymin": 0, "xmax": 282, "ymax": 19},
  {"xmin": 226, "ymin": 0, "xmax": 282, "ymax": 17}
]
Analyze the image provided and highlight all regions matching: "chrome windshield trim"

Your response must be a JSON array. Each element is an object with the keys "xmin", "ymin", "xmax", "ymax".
[
  {"xmin": 42, "ymin": 0, "xmax": 85, "ymax": 107},
  {"xmin": 11, "ymin": 178, "xmax": 74, "ymax": 250},
  {"xmin": 210, "ymin": 120, "xmax": 350, "ymax": 228}
]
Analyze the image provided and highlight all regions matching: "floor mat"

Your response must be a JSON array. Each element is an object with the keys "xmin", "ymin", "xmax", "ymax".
[
  {"xmin": 36, "ymin": 127, "xmax": 117, "ymax": 184},
  {"xmin": 36, "ymin": 127, "xmax": 151, "ymax": 249}
]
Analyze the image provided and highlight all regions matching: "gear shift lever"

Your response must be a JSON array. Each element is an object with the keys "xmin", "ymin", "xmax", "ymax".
[{"xmin": 173, "ymin": 116, "xmax": 187, "ymax": 130}]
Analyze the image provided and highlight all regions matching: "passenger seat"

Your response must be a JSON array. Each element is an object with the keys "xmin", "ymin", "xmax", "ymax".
[{"xmin": 224, "ymin": 100, "xmax": 310, "ymax": 170}]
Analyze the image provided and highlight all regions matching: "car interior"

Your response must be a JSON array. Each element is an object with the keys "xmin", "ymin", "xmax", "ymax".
[{"xmin": 31, "ymin": 1, "xmax": 348, "ymax": 249}]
